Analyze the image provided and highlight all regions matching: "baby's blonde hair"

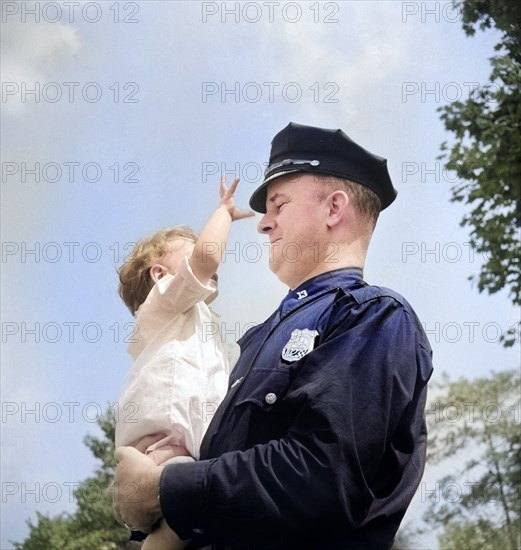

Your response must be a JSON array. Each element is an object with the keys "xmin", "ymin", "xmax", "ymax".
[{"xmin": 118, "ymin": 226, "xmax": 197, "ymax": 315}]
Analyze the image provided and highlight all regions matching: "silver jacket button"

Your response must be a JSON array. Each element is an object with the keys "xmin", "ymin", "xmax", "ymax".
[{"xmin": 265, "ymin": 392, "xmax": 277, "ymax": 405}]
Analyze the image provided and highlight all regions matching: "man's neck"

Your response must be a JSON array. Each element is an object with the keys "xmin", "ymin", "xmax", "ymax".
[{"xmin": 289, "ymin": 252, "xmax": 366, "ymax": 290}]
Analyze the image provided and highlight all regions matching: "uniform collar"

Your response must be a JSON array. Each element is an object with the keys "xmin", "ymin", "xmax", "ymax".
[{"xmin": 279, "ymin": 267, "xmax": 364, "ymax": 318}]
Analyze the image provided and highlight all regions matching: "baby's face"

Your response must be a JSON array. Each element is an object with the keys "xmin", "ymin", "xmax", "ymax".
[{"xmin": 157, "ymin": 238, "xmax": 195, "ymax": 277}]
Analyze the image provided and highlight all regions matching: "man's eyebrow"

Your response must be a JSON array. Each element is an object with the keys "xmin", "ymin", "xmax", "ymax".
[{"xmin": 268, "ymin": 192, "xmax": 289, "ymax": 203}]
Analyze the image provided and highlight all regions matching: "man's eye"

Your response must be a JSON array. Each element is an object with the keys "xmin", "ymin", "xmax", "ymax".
[{"xmin": 276, "ymin": 202, "xmax": 287, "ymax": 212}]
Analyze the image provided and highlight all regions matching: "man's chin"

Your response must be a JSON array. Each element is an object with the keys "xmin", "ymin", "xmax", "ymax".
[
  {"xmin": 268, "ymin": 260, "xmax": 278, "ymax": 275},
  {"xmin": 269, "ymin": 261, "xmax": 292, "ymax": 287}
]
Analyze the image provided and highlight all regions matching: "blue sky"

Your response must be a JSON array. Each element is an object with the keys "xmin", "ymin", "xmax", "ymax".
[{"xmin": 1, "ymin": 1, "xmax": 519, "ymax": 548}]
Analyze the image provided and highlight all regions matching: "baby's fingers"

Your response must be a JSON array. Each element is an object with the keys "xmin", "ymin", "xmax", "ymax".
[
  {"xmin": 219, "ymin": 175, "xmax": 227, "ymax": 197},
  {"xmin": 220, "ymin": 176, "xmax": 240, "ymax": 199},
  {"xmin": 227, "ymin": 177, "xmax": 240, "ymax": 195}
]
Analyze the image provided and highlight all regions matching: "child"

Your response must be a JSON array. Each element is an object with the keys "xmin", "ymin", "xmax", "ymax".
[{"xmin": 114, "ymin": 177, "xmax": 253, "ymax": 549}]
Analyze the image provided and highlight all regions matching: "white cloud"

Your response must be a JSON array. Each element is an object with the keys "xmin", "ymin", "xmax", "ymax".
[
  {"xmin": 1, "ymin": 19, "xmax": 80, "ymax": 115},
  {"xmin": 258, "ymin": 2, "xmax": 414, "ymax": 129}
]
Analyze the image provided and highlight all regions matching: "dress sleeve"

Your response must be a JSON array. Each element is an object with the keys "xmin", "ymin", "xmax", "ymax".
[
  {"xmin": 158, "ymin": 296, "xmax": 433, "ymax": 547},
  {"xmin": 146, "ymin": 255, "xmax": 217, "ymax": 315},
  {"xmin": 128, "ymin": 256, "xmax": 217, "ymax": 358}
]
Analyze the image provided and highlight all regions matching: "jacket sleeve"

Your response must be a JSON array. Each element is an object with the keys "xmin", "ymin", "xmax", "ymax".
[{"xmin": 159, "ymin": 296, "xmax": 433, "ymax": 547}]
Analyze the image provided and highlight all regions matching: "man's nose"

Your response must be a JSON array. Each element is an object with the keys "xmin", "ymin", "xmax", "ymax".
[{"xmin": 257, "ymin": 212, "xmax": 275, "ymax": 234}]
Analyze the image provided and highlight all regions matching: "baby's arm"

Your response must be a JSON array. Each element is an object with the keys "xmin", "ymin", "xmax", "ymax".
[
  {"xmin": 142, "ymin": 519, "xmax": 188, "ymax": 550},
  {"xmin": 189, "ymin": 177, "xmax": 253, "ymax": 285}
]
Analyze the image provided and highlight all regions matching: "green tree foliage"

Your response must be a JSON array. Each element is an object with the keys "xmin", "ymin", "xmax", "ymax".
[
  {"xmin": 13, "ymin": 410, "xmax": 136, "ymax": 550},
  {"xmin": 439, "ymin": 0, "xmax": 521, "ymax": 324},
  {"xmin": 433, "ymin": 2, "xmax": 521, "ymax": 542},
  {"xmin": 391, "ymin": 523, "xmax": 419, "ymax": 550},
  {"xmin": 425, "ymin": 369, "xmax": 521, "ymax": 549}
]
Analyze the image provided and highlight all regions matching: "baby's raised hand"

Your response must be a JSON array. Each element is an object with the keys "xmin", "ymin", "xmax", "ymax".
[{"xmin": 220, "ymin": 176, "xmax": 255, "ymax": 221}]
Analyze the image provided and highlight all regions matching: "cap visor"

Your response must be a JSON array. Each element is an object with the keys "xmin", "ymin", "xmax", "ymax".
[{"xmin": 249, "ymin": 168, "xmax": 302, "ymax": 213}]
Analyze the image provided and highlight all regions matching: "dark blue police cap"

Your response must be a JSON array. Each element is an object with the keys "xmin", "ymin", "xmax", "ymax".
[{"xmin": 249, "ymin": 122, "xmax": 397, "ymax": 213}]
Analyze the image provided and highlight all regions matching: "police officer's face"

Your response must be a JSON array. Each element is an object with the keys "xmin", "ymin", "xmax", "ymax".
[{"xmin": 257, "ymin": 174, "xmax": 330, "ymax": 288}]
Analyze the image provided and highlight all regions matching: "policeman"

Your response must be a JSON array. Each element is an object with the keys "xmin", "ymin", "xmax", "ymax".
[{"xmin": 113, "ymin": 122, "xmax": 434, "ymax": 549}]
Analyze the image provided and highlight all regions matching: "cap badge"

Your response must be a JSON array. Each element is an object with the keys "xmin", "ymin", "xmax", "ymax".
[{"xmin": 264, "ymin": 158, "xmax": 320, "ymax": 176}]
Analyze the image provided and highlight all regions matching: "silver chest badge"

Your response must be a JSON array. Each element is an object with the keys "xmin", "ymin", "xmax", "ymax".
[{"xmin": 282, "ymin": 329, "xmax": 319, "ymax": 362}]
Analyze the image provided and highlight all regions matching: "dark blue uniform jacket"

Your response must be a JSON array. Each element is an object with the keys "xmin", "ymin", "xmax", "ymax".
[{"xmin": 159, "ymin": 268, "xmax": 433, "ymax": 549}]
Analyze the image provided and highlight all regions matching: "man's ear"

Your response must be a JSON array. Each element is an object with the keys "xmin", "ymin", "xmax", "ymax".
[
  {"xmin": 325, "ymin": 190, "xmax": 349, "ymax": 228},
  {"xmin": 149, "ymin": 264, "xmax": 165, "ymax": 283}
]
